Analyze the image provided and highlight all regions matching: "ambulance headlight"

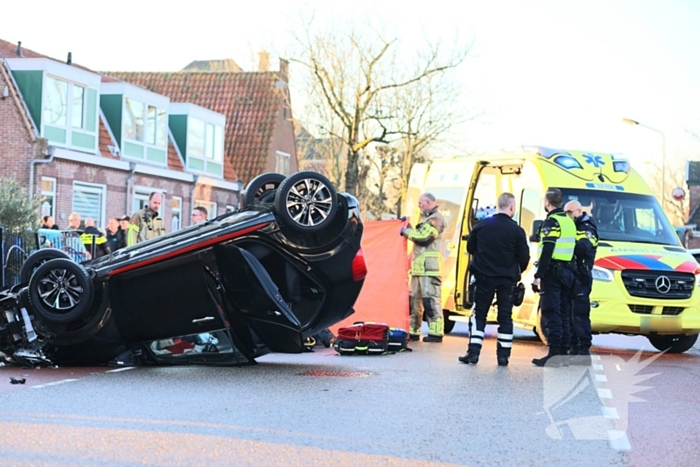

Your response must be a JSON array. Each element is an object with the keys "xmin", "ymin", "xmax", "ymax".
[{"xmin": 592, "ymin": 266, "xmax": 614, "ymax": 282}]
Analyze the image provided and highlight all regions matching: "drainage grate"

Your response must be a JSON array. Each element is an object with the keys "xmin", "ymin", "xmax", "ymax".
[{"xmin": 300, "ymin": 370, "xmax": 371, "ymax": 377}]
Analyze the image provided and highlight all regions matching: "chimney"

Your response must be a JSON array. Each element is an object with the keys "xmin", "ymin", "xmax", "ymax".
[
  {"xmin": 258, "ymin": 50, "xmax": 270, "ymax": 72},
  {"xmin": 16, "ymin": 41, "xmax": 24, "ymax": 58},
  {"xmin": 278, "ymin": 58, "xmax": 289, "ymax": 83},
  {"xmin": 67, "ymin": 52, "xmax": 72, "ymax": 65}
]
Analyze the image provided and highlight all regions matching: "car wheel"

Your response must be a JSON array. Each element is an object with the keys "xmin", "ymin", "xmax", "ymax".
[
  {"xmin": 19, "ymin": 249, "xmax": 71, "ymax": 283},
  {"xmin": 27, "ymin": 258, "xmax": 94, "ymax": 324},
  {"xmin": 274, "ymin": 171, "xmax": 338, "ymax": 233},
  {"xmin": 443, "ymin": 310, "xmax": 456, "ymax": 334},
  {"xmin": 243, "ymin": 173, "xmax": 286, "ymax": 206},
  {"xmin": 647, "ymin": 334, "xmax": 698, "ymax": 353}
]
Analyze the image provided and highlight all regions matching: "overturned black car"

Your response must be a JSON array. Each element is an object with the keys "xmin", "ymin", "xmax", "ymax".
[{"xmin": 0, "ymin": 172, "xmax": 366, "ymax": 367}]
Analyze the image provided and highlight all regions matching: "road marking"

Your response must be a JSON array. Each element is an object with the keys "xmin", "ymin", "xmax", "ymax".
[
  {"xmin": 601, "ymin": 407, "xmax": 619, "ymax": 419},
  {"xmin": 595, "ymin": 374, "xmax": 608, "ymax": 382},
  {"xmin": 596, "ymin": 388, "xmax": 613, "ymax": 399},
  {"xmin": 106, "ymin": 367, "xmax": 136, "ymax": 373},
  {"xmin": 31, "ymin": 379, "xmax": 78, "ymax": 389},
  {"xmin": 608, "ymin": 430, "xmax": 632, "ymax": 451},
  {"xmin": 592, "ymin": 364, "xmax": 604, "ymax": 371}
]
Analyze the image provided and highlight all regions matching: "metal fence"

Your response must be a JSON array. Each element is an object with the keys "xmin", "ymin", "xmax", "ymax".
[{"xmin": 0, "ymin": 227, "xmax": 36, "ymax": 290}]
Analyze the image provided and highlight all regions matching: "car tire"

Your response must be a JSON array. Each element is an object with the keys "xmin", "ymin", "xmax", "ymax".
[
  {"xmin": 242, "ymin": 173, "xmax": 286, "ymax": 206},
  {"xmin": 647, "ymin": 334, "xmax": 698, "ymax": 353},
  {"xmin": 19, "ymin": 249, "xmax": 72, "ymax": 283},
  {"xmin": 443, "ymin": 310, "xmax": 456, "ymax": 334},
  {"xmin": 27, "ymin": 258, "xmax": 94, "ymax": 324},
  {"xmin": 274, "ymin": 171, "xmax": 338, "ymax": 233}
]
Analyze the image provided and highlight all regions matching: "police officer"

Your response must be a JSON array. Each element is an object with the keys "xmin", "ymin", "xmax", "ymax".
[
  {"xmin": 564, "ymin": 200, "xmax": 598, "ymax": 365},
  {"xmin": 532, "ymin": 188, "xmax": 577, "ymax": 367},
  {"xmin": 127, "ymin": 192, "xmax": 166, "ymax": 245},
  {"xmin": 81, "ymin": 217, "xmax": 111, "ymax": 258},
  {"xmin": 401, "ymin": 192, "xmax": 446, "ymax": 342},
  {"xmin": 459, "ymin": 193, "xmax": 530, "ymax": 366}
]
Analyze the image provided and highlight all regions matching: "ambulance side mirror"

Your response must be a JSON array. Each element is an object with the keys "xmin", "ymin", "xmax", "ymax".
[{"xmin": 529, "ymin": 220, "xmax": 543, "ymax": 242}]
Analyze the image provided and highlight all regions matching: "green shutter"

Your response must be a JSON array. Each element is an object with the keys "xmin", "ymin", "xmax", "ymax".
[
  {"xmin": 86, "ymin": 88, "xmax": 98, "ymax": 132},
  {"xmin": 11, "ymin": 70, "xmax": 43, "ymax": 128},
  {"xmin": 100, "ymin": 94, "xmax": 123, "ymax": 144}
]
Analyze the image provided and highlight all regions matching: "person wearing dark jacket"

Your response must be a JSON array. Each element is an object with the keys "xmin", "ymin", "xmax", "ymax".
[
  {"xmin": 459, "ymin": 192, "xmax": 530, "ymax": 366},
  {"xmin": 81, "ymin": 217, "xmax": 111, "ymax": 258},
  {"xmin": 564, "ymin": 200, "xmax": 599, "ymax": 365},
  {"xmin": 105, "ymin": 217, "xmax": 127, "ymax": 252}
]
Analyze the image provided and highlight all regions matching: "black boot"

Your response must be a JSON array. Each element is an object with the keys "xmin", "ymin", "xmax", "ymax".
[
  {"xmin": 458, "ymin": 345, "xmax": 480, "ymax": 364},
  {"xmin": 532, "ymin": 347, "xmax": 563, "ymax": 367},
  {"xmin": 496, "ymin": 343, "xmax": 511, "ymax": 367}
]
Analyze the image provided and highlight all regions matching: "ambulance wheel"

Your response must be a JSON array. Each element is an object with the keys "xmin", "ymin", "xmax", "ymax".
[
  {"xmin": 27, "ymin": 258, "xmax": 94, "ymax": 324},
  {"xmin": 443, "ymin": 310, "xmax": 456, "ymax": 334},
  {"xmin": 20, "ymin": 249, "xmax": 72, "ymax": 283},
  {"xmin": 647, "ymin": 334, "xmax": 698, "ymax": 353}
]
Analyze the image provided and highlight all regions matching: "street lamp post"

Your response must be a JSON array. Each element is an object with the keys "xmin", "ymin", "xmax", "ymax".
[{"xmin": 622, "ymin": 118, "xmax": 667, "ymax": 206}]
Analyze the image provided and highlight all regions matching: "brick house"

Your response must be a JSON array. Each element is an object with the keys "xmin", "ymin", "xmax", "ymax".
[
  {"xmin": 684, "ymin": 161, "xmax": 700, "ymax": 249},
  {"xmin": 0, "ymin": 40, "xmax": 297, "ymax": 232}
]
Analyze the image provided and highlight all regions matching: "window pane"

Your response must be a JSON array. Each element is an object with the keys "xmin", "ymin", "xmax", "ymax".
[
  {"xmin": 188, "ymin": 118, "xmax": 205, "ymax": 159},
  {"xmin": 146, "ymin": 105, "xmax": 157, "ymax": 145},
  {"xmin": 41, "ymin": 178, "xmax": 55, "ymax": 192},
  {"xmin": 44, "ymin": 77, "xmax": 67, "ymax": 126},
  {"xmin": 205, "ymin": 123, "xmax": 215, "ymax": 159},
  {"xmin": 72, "ymin": 85, "xmax": 85, "ymax": 128},
  {"xmin": 73, "ymin": 184, "xmax": 104, "ymax": 226},
  {"xmin": 124, "ymin": 98, "xmax": 145, "ymax": 141},
  {"xmin": 214, "ymin": 125, "xmax": 224, "ymax": 162},
  {"xmin": 156, "ymin": 108, "xmax": 168, "ymax": 147}
]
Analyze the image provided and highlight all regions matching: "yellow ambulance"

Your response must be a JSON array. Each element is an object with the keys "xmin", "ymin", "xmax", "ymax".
[{"xmin": 420, "ymin": 146, "xmax": 700, "ymax": 353}]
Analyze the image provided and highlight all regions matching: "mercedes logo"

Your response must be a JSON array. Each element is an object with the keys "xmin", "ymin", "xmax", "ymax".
[{"xmin": 655, "ymin": 275, "xmax": 671, "ymax": 294}]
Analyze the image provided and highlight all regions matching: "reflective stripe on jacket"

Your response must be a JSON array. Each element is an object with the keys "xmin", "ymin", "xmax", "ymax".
[{"xmin": 406, "ymin": 207, "xmax": 445, "ymax": 276}]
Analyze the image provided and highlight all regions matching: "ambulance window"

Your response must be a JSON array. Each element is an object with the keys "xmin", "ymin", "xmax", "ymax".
[{"xmin": 520, "ymin": 189, "xmax": 542, "ymax": 236}]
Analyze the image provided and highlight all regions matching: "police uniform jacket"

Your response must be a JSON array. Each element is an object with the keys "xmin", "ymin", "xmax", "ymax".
[
  {"xmin": 402, "ymin": 206, "xmax": 445, "ymax": 277},
  {"xmin": 535, "ymin": 207, "xmax": 576, "ymax": 279},
  {"xmin": 467, "ymin": 213, "xmax": 530, "ymax": 280},
  {"xmin": 574, "ymin": 212, "xmax": 598, "ymax": 270}
]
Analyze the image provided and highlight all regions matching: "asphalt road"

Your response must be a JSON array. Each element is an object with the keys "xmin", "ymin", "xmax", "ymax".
[{"xmin": 0, "ymin": 322, "xmax": 698, "ymax": 467}]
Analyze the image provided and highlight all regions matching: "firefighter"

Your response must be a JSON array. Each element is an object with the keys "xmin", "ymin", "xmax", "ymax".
[
  {"xmin": 401, "ymin": 192, "xmax": 446, "ymax": 342},
  {"xmin": 532, "ymin": 188, "xmax": 577, "ymax": 367},
  {"xmin": 459, "ymin": 193, "xmax": 530, "ymax": 366},
  {"xmin": 127, "ymin": 192, "xmax": 166, "ymax": 246},
  {"xmin": 564, "ymin": 200, "xmax": 599, "ymax": 365}
]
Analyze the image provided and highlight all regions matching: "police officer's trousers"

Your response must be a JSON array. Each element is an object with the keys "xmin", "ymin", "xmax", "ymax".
[
  {"xmin": 468, "ymin": 275, "xmax": 515, "ymax": 357},
  {"xmin": 410, "ymin": 275, "xmax": 443, "ymax": 336},
  {"xmin": 540, "ymin": 266, "xmax": 574, "ymax": 349},
  {"xmin": 570, "ymin": 273, "xmax": 593, "ymax": 352}
]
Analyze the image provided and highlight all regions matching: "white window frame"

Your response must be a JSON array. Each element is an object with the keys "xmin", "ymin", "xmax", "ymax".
[
  {"xmin": 133, "ymin": 186, "xmax": 165, "ymax": 218},
  {"xmin": 276, "ymin": 151, "xmax": 291, "ymax": 175},
  {"xmin": 194, "ymin": 199, "xmax": 217, "ymax": 222},
  {"xmin": 72, "ymin": 181, "xmax": 107, "ymax": 227},
  {"xmin": 186, "ymin": 118, "xmax": 224, "ymax": 177},
  {"xmin": 172, "ymin": 196, "xmax": 183, "ymax": 231},
  {"xmin": 43, "ymin": 75, "xmax": 96, "ymax": 152},
  {"xmin": 40, "ymin": 176, "xmax": 57, "ymax": 218},
  {"xmin": 123, "ymin": 97, "xmax": 168, "ymax": 149}
]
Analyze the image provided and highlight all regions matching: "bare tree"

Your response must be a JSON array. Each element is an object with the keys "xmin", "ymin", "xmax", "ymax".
[{"xmin": 291, "ymin": 19, "xmax": 467, "ymax": 197}]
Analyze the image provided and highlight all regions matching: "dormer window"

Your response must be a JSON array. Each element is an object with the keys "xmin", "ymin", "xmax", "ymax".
[
  {"xmin": 6, "ymin": 58, "xmax": 100, "ymax": 153},
  {"xmin": 169, "ymin": 103, "xmax": 225, "ymax": 178},
  {"xmin": 100, "ymin": 82, "xmax": 169, "ymax": 165}
]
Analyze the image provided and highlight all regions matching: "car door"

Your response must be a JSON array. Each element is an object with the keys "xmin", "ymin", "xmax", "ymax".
[
  {"xmin": 215, "ymin": 244, "xmax": 304, "ymax": 353},
  {"xmin": 109, "ymin": 253, "xmax": 229, "ymax": 343}
]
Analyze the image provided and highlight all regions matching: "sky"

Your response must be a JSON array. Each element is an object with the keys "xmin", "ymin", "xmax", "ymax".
[{"xmin": 3, "ymin": 0, "xmax": 700, "ymax": 171}]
